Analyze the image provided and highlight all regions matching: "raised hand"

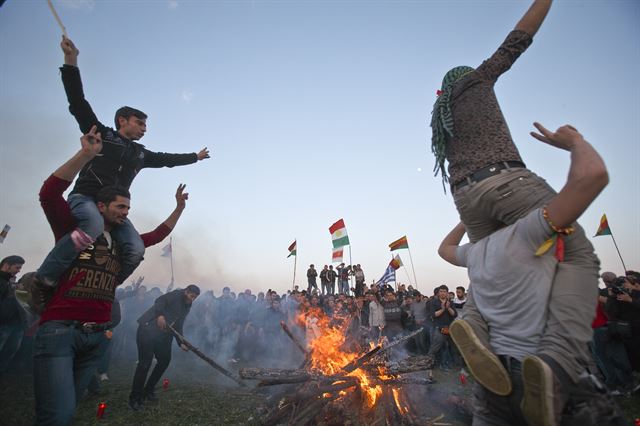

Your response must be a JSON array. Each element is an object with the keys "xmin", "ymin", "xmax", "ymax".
[
  {"xmin": 61, "ymin": 35, "xmax": 79, "ymax": 66},
  {"xmin": 197, "ymin": 147, "xmax": 210, "ymax": 161},
  {"xmin": 530, "ymin": 122, "xmax": 585, "ymax": 152},
  {"xmin": 175, "ymin": 184, "xmax": 189, "ymax": 210},
  {"xmin": 80, "ymin": 125, "xmax": 102, "ymax": 158}
]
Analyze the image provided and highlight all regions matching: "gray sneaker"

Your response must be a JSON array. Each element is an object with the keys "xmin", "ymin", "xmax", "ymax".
[
  {"xmin": 521, "ymin": 355, "xmax": 559, "ymax": 426},
  {"xmin": 449, "ymin": 319, "xmax": 512, "ymax": 396}
]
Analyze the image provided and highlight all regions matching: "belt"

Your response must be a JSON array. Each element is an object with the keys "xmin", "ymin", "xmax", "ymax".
[
  {"xmin": 451, "ymin": 161, "xmax": 526, "ymax": 193},
  {"xmin": 51, "ymin": 320, "xmax": 113, "ymax": 333}
]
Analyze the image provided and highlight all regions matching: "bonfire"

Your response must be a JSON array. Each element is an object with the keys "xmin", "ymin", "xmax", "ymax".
[{"xmin": 240, "ymin": 307, "xmax": 445, "ymax": 425}]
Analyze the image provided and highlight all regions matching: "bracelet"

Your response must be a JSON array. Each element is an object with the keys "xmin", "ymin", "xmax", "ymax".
[{"xmin": 542, "ymin": 206, "xmax": 574, "ymax": 235}]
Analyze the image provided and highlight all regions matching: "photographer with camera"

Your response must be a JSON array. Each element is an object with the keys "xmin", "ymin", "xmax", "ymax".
[{"xmin": 602, "ymin": 273, "xmax": 640, "ymax": 394}]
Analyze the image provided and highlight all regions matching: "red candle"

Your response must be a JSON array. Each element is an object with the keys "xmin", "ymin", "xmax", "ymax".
[
  {"xmin": 459, "ymin": 373, "xmax": 467, "ymax": 385},
  {"xmin": 163, "ymin": 378, "xmax": 170, "ymax": 390},
  {"xmin": 96, "ymin": 402, "xmax": 106, "ymax": 419}
]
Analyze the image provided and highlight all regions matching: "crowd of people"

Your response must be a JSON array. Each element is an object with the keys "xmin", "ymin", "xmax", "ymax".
[{"xmin": 2, "ymin": 0, "xmax": 639, "ymax": 425}]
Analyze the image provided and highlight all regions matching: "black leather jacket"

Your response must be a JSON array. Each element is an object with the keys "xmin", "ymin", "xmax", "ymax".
[{"xmin": 60, "ymin": 65, "xmax": 197, "ymax": 197}]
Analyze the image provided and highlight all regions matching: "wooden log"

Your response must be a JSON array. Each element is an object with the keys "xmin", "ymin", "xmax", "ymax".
[{"xmin": 166, "ymin": 323, "xmax": 244, "ymax": 386}]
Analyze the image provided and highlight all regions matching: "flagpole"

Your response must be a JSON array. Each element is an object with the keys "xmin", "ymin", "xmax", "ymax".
[
  {"xmin": 292, "ymin": 240, "xmax": 297, "ymax": 290},
  {"xmin": 407, "ymin": 247, "xmax": 418, "ymax": 290},
  {"xmin": 609, "ymin": 233, "xmax": 628, "ymax": 272},
  {"xmin": 349, "ymin": 245, "xmax": 353, "ymax": 294}
]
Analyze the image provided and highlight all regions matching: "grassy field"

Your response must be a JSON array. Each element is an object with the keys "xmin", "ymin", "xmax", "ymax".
[{"xmin": 0, "ymin": 354, "xmax": 638, "ymax": 425}]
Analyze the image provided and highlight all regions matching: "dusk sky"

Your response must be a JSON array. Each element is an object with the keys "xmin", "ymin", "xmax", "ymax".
[{"xmin": 0, "ymin": 0, "xmax": 638, "ymax": 295}]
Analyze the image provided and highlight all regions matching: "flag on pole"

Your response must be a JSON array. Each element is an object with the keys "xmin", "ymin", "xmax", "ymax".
[
  {"xmin": 376, "ymin": 265, "xmax": 396, "ymax": 285},
  {"xmin": 389, "ymin": 236, "xmax": 409, "ymax": 251},
  {"xmin": 594, "ymin": 214, "xmax": 612, "ymax": 237},
  {"xmin": 389, "ymin": 254, "xmax": 403, "ymax": 270},
  {"xmin": 161, "ymin": 242, "xmax": 172, "ymax": 257},
  {"xmin": 287, "ymin": 240, "xmax": 297, "ymax": 258},
  {"xmin": 0, "ymin": 224, "xmax": 10, "ymax": 243},
  {"xmin": 329, "ymin": 219, "xmax": 350, "ymax": 248},
  {"xmin": 332, "ymin": 247, "xmax": 344, "ymax": 263}
]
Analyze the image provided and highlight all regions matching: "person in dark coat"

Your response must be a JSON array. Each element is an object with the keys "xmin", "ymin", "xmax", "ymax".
[{"xmin": 129, "ymin": 285, "xmax": 200, "ymax": 410}]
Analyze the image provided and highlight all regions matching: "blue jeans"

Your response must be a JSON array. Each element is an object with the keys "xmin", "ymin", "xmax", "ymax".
[
  {"xmin": 339, "ymin": 280, "xmax": 349, "ymax": 295},
  {"xmin": 38, "ymin": 194, "xmax": 146, "ymax": 284},
  {"xmin": 0, "ymin": 324, "xmax": 24, "ymax": 373},
  {"xmin": 33, "ymin": 321, "xmax": 109, "ymax": 425}
]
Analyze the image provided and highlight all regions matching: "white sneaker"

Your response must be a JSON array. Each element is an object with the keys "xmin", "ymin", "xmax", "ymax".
[{"xmin": 99, "ymin": 373, "xmax": 109, "ymax": 382}]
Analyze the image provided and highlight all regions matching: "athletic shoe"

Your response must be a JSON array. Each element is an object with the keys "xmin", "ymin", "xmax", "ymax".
[
  {"xmin": 449, "ymin": 319, "xmax": 512, "ymax": 396},
  {"xmin": 99, "ymin": 373, "xmax": 109, "ymax": 382},
  {"xmin": 128, "ymin": 399, "xmax": 143, "ymax": 411},
  {"xmin": 521, "ymin": 355, "xmax": 558, "ymax": 426},
  {"xmin": 143, "ymin": 391, "xmax": 159, "ymax": 404}
]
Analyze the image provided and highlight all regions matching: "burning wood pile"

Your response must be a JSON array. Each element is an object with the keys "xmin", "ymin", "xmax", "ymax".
[{"xmin": 239, "ymin": 308, "xmax": 445, "ymax": 425}]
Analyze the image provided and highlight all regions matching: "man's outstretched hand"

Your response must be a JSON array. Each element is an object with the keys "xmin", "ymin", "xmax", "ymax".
[
  {"xmin": 80, "ymin": 125, "xmax": 102, "ymax": 159},
  {"xmin": 61, "ymin": 35, "xmax": 79, "ymax": 66},
  {"xmin": 175, "ymin": 184, "xmax": 189, "ymax": 210},
  {"xmin": 530, "ymin": 122, "xmax": 585, "ymax": 151},
  {"xmin": 197, "ymin": 147, "xmax": 210, "ymax": 161}
]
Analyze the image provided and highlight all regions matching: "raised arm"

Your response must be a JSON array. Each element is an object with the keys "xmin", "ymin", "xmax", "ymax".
[
  {"xmin": 438, "ymin": 222, "xmax": 466, "ymax": 266},
  {"xmin": 530, "ymin": 123, "xmax": 608, "ymax": 228},
  {"xmin": 59, "ymin": 36, "xmax": 104, "ymax": 133},
  {"xmin": 53, "ymin": 126, "xmax": 103, "ymax": 181},
  {"xmin": 514, "ymin": 0, "xmax": 553, "ymax": 37},
  {"xmin": 163, "ymin": 184, "xmax": 188, "ymax": 230},
  {"xmin": 139, "ymin": 184, "xmax": 189, "ymax": 247}
]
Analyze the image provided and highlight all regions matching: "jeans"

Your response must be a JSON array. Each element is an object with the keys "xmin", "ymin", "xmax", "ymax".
[
  {"xmin": 33, "ymin": 321, "xmax": 109, "ymax": 425},
  {"xmin": 339, "ymin": 280, "xmax": 349, "ymax": 295},
  {"xmin": 38, "ymin": 194, "xmax": 146, "ymax": 284},
  {"xmin": 130, "ymin": 324, "xmax": 173, "ymax": 401},
  {"xmin": 472, "ymin": 357, "xmax": 527, "ymax": 426},
  {"xmin": 0, "ymin": 324, "xmax": 24, "ymax": 373},
  {"xmin": 453, "ymin": 168, "xmax": 600, "ymax": 383},
  {"xmin": 428, "ymin": 327, "xmax": 453, "ymax": 368}
]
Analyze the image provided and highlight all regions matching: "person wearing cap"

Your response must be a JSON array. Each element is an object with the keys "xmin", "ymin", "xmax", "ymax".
[
  {"xmin": 129, "ymin": 284, "xmax": 200, "ymax": 410},
  {"xmin": 30, "ymin": 128, "xmax": 190, "ymax": 425}
]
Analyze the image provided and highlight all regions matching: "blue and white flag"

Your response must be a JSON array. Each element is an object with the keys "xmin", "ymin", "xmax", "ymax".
[{"xmin": 376, "ymin": 265, "xmax": 396, "ymax": 285}]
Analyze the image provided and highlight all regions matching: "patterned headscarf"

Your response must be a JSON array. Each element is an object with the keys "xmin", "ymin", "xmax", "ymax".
[{"xmin": 430, "ymin": 66, "xmax": 475, "ymax": 190}]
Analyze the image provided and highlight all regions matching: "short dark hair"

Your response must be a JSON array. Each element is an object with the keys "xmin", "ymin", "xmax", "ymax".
[
  {"xmin": 96, "ymin": 186, "xmax": 131, "ymax": 205},
  {"xmin": 439, "ymin": 285, "xmax": 449, "ymax": 292},
  {"xmin": 185, "ymin": 284, "xmax": 201, "ymax": 295},
  {"xmin": 1, "ymin": 255, "xmax": 25, "ymax": 268},
  {"xmin": 456, "ymin": 286, "xmax": 465, "ymax": 292},
  {"xmin": 114, "ymin": 106, "xmax": 147, "ymax": 130}
]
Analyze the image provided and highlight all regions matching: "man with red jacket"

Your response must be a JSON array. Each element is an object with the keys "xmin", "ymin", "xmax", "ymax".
[{"xmin": 31, "ymin": 127, "xmax": 190, "ymax": 425}]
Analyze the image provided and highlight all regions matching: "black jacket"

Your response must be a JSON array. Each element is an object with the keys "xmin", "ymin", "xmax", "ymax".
[
  {"xmin": 0, "ymin": 271, "xmax": 26, "ymax": 328},
  {"xmin": 60, "ymin": 65, "xmax": 198, "ymax": 197},
  {"xmin": 138, "ymin": 289, "xmax": 192, "ymax": 345}
]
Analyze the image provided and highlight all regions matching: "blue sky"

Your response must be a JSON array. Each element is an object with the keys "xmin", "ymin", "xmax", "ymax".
[{"xmin": 0, "ymin": 0, "xmax": 638, "ymax": 295}]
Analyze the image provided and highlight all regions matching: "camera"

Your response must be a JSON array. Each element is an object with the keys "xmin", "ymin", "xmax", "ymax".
[{"xmin": 609, "ymin": 276, "xmax": 631, "ymax": 296}]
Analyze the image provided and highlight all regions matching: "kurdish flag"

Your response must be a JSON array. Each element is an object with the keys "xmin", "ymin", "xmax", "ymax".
[
  {"xmin": 389, "ymin": 254, "xmax": 403, "ymax": 270},
  {"xmin": 389, "ymin": 236, "xmax": 409, "ymax": 251},
  {"xmin": 329, "ymin": 219, "xmax": 350, "ymax": 248},
  {"xmin": 594, "ymin": 214, "xmax": 612, "ymax": 237},
  {"xmin": 287, "ymin": 240, "xmax": 297, "ymax": 258},
  {"xmin": 332, "ymin": 247, "xmax": 344, "ymax": 263}
]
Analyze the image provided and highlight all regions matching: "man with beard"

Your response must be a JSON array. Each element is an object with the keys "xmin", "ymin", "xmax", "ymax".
[
  {"xmin": 129, "ymin": 284, "xmax": 200, "ymax": 410},
  {"xmin": 30, "ymin": 127, "xmax": 189, "ymax": 425}
]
